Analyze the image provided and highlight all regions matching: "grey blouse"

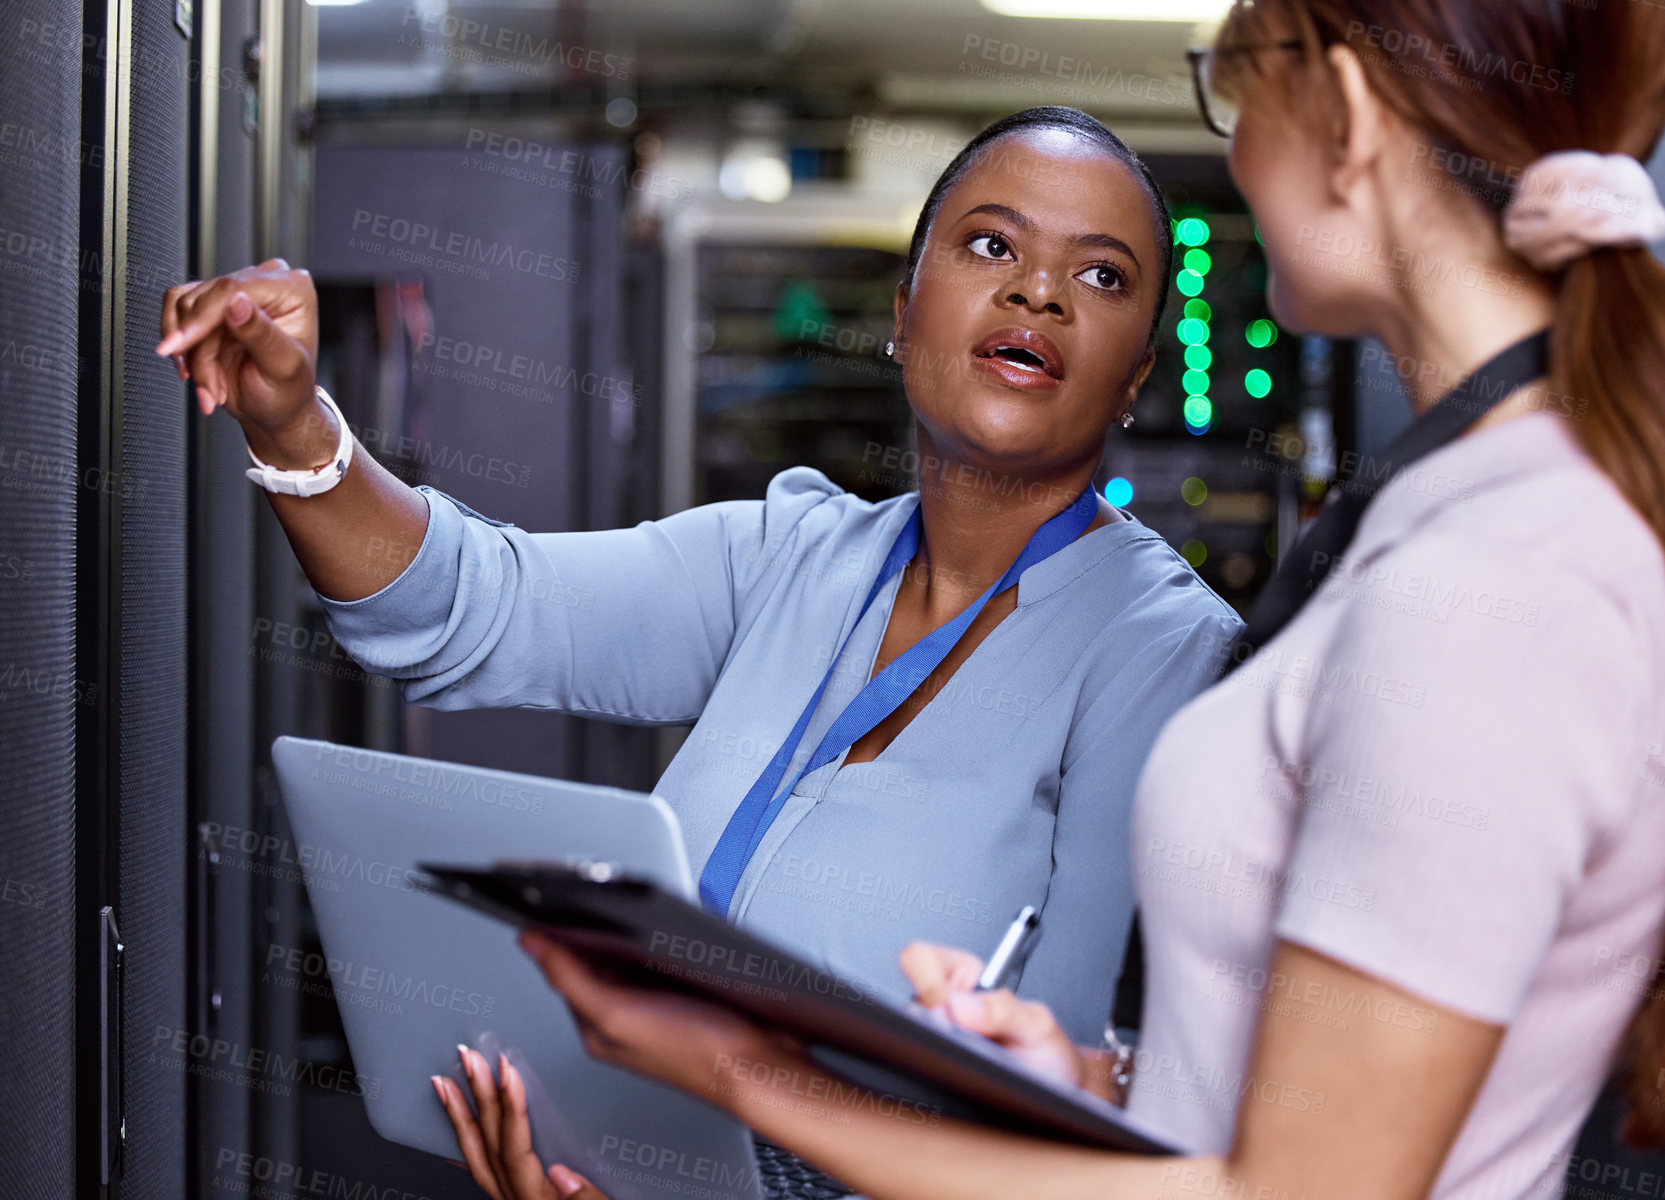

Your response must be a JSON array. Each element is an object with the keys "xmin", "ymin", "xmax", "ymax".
[{"xmin": 317, "ymin": 466, "xmax": 1241, "ymax": 1043}]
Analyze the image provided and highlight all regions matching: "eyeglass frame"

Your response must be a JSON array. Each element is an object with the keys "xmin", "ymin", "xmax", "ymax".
[{"xmin": 1186, "ymin": 39, "xmax": 1307, "ymax": 139}]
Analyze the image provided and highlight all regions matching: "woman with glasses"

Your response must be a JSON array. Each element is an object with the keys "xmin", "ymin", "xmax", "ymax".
[{"xmin": 448, "ymin": 1, "xmax": 1665, "ymax": 1197}]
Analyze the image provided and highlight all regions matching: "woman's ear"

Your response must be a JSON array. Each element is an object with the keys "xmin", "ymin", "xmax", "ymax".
[
  {"xmin": 892, "ymin": 279, "xmax": 910, "ymax": 348},
  {"xmin": 1123, "ymin": 346, "xmax": 1156, "ymax": 404},
  {"xmin": 1324, "ymin": 42, "xmax": 1391, "ymax": 201}
]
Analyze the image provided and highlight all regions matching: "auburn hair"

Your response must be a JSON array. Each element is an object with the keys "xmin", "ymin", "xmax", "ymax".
[{"xmin": 1214, "ymin": 0, "xmax": 1665, "ymax": 1151}]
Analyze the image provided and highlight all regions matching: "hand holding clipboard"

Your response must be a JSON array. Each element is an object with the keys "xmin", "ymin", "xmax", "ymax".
[{"xmin": 419, "ymin": 859, "xmax": 1179, "ymax": 1155}]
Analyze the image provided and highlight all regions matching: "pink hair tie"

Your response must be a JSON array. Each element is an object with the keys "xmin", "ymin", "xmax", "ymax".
[{"xmin": 1502, "ymin": 151, "xmax": 1665, "ymax": 271}]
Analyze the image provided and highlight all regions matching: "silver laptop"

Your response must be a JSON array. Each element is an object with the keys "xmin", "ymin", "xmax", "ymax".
[{"xmin": 271, "ymin": 735, "xmax": 763, "ymax": 1200}]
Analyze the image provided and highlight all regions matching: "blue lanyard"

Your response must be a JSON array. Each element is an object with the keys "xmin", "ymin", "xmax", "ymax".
[{"xmin": 697, "ymin": 486, "xmax": 1099, "ymax": 915}]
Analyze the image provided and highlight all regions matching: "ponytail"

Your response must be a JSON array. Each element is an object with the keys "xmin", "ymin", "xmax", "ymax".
[
  {"xmin": 1554, "ymin": 246, "xmax": 1665, "ymax": 549},
  {"xmin": 1559, "ymin": 244, "xmax": 1665, "ymax": 1150}
]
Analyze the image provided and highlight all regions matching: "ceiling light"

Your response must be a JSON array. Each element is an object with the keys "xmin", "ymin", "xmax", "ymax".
[
  {"xmin": 980, "ymin": 0, "xmax": 1234, "ymax": 18},
  {"xmin": 744, "ymin": 156, "xmax": 792, "ymax": 203},
  {"xmin": 718, "ymin": 148, "xmax": 792, "ymax": 203}
]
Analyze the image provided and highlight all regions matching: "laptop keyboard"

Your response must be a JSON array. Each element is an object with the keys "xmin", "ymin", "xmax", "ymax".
[{"xmin": 753, "ymin": 1137, "xmax": 855, "ymax": 1199}]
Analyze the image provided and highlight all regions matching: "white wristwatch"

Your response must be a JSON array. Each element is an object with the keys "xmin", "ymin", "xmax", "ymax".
[{"xmin": 244, "ymin": 385, "xmax": 354, "ymax": 497}]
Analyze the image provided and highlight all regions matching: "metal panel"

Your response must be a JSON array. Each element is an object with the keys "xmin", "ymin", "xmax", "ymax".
[
  {"xmin": 0, "ymin": 0, "xmax": 85, "ymax": 1192},
  {"xmin": 114, "ymin": 0, "xmax": 192, "ymax": 1192},
  {"xmin": 187, "ymin": 0, "xmax": 263, "ymax": 1189}
]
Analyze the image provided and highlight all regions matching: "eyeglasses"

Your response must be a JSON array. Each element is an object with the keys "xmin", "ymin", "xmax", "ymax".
[{"xmin": 1186, "ymin": 40, "xmax": 1304, "ymax": 139}]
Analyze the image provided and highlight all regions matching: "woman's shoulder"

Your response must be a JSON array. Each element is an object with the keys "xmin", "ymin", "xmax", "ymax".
[
  {"xmin": 1051, "ymin": 525, "xmax": 1243, "ymax": 758},
  {"xmin": 1367, "ymin": 412, "xmax": 1665, "ymax": 633},
  {"xmin": 1299, "ymin": 422, "xmax": 1665, "ymax": 781},
  {"xmin": 714, "ymin": 467, "xmax": 917, "ymax": 596},
  {"xmin": 757, "ymin": 465, "xmax": 908, "ymax": 517},
  {"xmin": 1049, "ymin": 510, "xmax": 1242, "ymax": 634},
  {"xmin": 749, "ymin": 465, "xmax": 915, "ymax": 547},
  {"xmin": 1031, "ymin": 515, "xmax": 1242, "ymax": 707}
]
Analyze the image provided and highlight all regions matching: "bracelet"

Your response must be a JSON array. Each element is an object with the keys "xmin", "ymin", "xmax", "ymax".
[
  {"xmin": 1102, "ymin": 1024, "xmax": 1135, "ymax": 1094},
  {"xmin": 243, "ymin": 385, "xmax": 353, "ymax": 497}
]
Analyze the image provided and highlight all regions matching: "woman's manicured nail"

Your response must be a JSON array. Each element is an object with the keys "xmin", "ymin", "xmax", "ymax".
[
  {"xmin": 549, "ymin": 1164, "xmax": 583, "ymax": 1197},
  {"xmin": 457, "ymin": 1044, "xmax": 471, "ymax": 1073},
  {"xmin": 947, "ymin": 991, "xmax": 985, "ymax": 1025},
  {"xmin": 431, "ymin": 1075, "xmax": 447, "ymax": 1103},
  {"xmin": 228, "ymin": 292, "xmax": 252, "ymax": 324}
]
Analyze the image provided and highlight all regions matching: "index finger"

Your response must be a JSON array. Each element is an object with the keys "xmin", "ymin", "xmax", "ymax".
[
  {"xmin": 434, "ymin": 1076, "xmax": 507, "ymax": 1200},
  {"xmin": 160, "ymin": 283, "xmax": 209, "ymax": 383},
  {"xmin": 499, "ymin": 1061, "xmax": 564, "ymax": 1198},
  {"xmin": 899, "ymin": 941, "xmax": 985, "ymax": 1008},
  {"xmin": 154, "ymin": 275, "xmax": 295, "ymax": 362},
  {"xmin": 159, "ymin": 281, "xmax": 196, "ymax": 338}
]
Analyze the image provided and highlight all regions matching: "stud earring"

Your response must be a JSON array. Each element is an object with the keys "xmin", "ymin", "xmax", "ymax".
[
  {"xmin": 1120, "ymin": 411, "xmax": 1135, "ymax": 429},
  {"xmin": 885, "ymin": 340, "xmax": 895, "ymax": 357}
]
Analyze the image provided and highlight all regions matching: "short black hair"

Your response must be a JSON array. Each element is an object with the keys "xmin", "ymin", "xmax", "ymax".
[{"xmin": 902, "ymin": 106, "xmax": 1173, "ymax": 349}]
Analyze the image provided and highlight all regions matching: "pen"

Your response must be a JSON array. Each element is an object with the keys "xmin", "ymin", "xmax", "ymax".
[{"xmin": 977, "ymin": 905, "xmax": 1040, "ymax": 992}]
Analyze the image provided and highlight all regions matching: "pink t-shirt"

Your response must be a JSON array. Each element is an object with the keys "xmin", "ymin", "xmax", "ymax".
[{"xmin": 1125, "ymin": 410, "xmax": 1665, "ymax": 1198}]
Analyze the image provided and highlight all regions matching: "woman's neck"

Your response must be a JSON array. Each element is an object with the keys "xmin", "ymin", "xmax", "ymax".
[
  {"xmin": 905, "ymin": 436, "xmax": 1102, "ymax": 621},
  {"xmin": 1370, "ymin": 209, "xmax": 1558, "ymax": 425}
]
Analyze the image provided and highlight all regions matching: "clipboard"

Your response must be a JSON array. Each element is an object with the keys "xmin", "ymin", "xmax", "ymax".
[{"xmin": 418, "ymin": 859, "xmax": 1183, "ymax": 1155}]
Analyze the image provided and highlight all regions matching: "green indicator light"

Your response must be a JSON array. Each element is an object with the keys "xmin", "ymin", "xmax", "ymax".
[
  {"xmin": 1246, "ymin": 319, "xmax": 1278, "ymax": 348},
  {"xmin": 1180, "ymin": 539, "xmax": 1208, "ymax": 567},
  {"xmin": 1176, "ymin": 218, "xmax": 1211, "ymax": 247},
  {"xmin": 1176, "ymin": 270, "xmax": 1205, "ymax": 297},
  {"xmin": 1245, "ymin": 368, "xmax": 1272, "ymax": 398},
  {"xmin": 1183, "ymin": 396, "xmax": 1213, "ymax": 425},
  {"xmin": 1184, "ymin": 344, "xmax": 1212, "ymax": 371},
  {"xmin": 1184, "ymin": 248, "xmax": 1212, "ymax": 275},
  {"xmin": 1183, "ymin": 298, "xmax": 1212, "ymax": 321},
  {"xmin": 1180, "ymin": 477, "xmax": 1208, "ymax": 506},
  {"xmin": 1183, "ymin": 369, "xmax": 1210, "ymax": 395},
  {"xmin": 1176, "ymin": 318, "xmax": 1211, "ymax": 346}
]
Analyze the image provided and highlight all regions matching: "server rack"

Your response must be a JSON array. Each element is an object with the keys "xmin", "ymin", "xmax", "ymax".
[
  {"xmin": 0, "ymin": 0, "xmax": 306, "ymax": 1193},
  {"xmin": 0, "ymin": 0, "xmax": 85, "ymax": 1195}
]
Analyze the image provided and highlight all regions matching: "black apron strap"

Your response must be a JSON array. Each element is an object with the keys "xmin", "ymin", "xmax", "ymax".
[
  {"xmin": 1112, "ymin": 329, "xmax": 1551, "ymax": 1034},
  {"xmin": 1221, "ymin": 329, "xmax": 1550, "ymax": 676},
  {"xmin": 1111, "ymin": 912, "xmax": 1145, "ymax": 1032}
]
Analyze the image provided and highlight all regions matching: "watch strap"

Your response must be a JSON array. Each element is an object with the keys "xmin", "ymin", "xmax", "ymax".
[{"xmin": 243, "ymin": 385, "xmax": 354, "ymax": 497}]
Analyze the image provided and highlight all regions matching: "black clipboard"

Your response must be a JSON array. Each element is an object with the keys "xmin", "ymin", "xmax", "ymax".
[{"xmin": 418, "ymin": 859, "xmax": 1182, "ymax": 1155}]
